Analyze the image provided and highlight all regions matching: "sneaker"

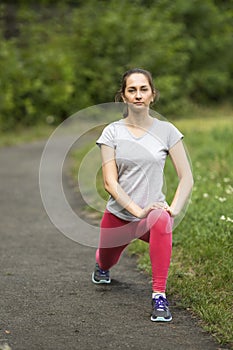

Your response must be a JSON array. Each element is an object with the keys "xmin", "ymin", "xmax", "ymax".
[
  {"xmin": 91, "ymin": 263, "xmax": 111, "ymax": 284},
  {"xmin": 151, "ymin": 295, "xmax": 172, "ymax": 322}
]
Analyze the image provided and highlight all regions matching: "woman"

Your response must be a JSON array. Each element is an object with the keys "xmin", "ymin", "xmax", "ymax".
[{"xmin": 91, "ymin": 68, "xmax": 193, "ymax": 322}]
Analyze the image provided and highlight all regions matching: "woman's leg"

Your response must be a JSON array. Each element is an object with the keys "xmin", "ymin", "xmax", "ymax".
[
  {"xmin": 135, "ymin": 209, "xmax": 173, "ymax": 293},
  {"xmin": 147, "ymin": 209, "xmax": 173, "ymax": 293},
  {"xmin": 96, "ymin": 208, "xmax": 172, "ymax": 291},
  {"xmin": 96, "ymin": 210, "xmax": 132, "ymax": 271}
]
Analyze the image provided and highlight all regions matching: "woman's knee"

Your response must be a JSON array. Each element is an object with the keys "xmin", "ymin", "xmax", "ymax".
[{"xmin": 147, "ymin": 209, "xmax": 173, "ymax": 233}]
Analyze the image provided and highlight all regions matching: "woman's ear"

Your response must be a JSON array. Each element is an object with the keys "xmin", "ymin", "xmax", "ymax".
[
  {"xmin": 121, "ymin": 93, "xmax": 126, "ymax": 103},
  {"xmin": 153, "ymin": 89, "xmax": 160, "ymax": 103},
  {"xmin": 150, "ymin": 92, "xmax": 155, "ymax": 104}
]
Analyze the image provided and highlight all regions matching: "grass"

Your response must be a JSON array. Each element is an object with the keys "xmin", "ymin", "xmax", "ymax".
[{"xmin": 0, "ymin": 123, "xmax": 55, "ymax": 147}]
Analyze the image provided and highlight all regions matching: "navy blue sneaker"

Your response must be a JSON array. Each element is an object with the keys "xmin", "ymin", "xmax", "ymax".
[
  {"xmin": 91, "ymin": 263, "xmax": 111, "ymax": 284},
  {"xmin": 151, "ymin": 295, "xmax": 172, "ymax": 322}
]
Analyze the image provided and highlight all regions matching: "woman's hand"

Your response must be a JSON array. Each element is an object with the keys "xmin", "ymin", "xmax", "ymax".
[
  {"xmin": 138, "ymin": 202, "xmax": 170, "ymax": 219},
  {"xmin": 163, "ymin": 205, "xmax": 175, "ymax": 217}
]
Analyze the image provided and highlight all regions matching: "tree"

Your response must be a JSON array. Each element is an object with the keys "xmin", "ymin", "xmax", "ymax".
[{"xmin": 0, "ymin": 0, "xmax": 232, "ymax": 131}]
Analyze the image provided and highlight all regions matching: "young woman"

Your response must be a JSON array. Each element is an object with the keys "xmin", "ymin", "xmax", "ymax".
[{"xmin": 91, "ymin": 68, "xmax": 193, "ymax": 322}]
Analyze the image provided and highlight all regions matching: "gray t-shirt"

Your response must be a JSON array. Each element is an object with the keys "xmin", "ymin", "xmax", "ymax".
[{"xmin": 96, "ymin": 118, "xmax": 183, "ymax": 221}]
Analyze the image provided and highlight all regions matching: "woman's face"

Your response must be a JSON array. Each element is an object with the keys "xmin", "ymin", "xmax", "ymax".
[{"xmin": 122, "ymin": 73, "xmax": 155, "ymax": 113}]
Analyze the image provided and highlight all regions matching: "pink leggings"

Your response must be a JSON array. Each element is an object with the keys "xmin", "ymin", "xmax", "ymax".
[{"xmin": 96, "ymin": 209, "xmax": 173, "ymax": 293}]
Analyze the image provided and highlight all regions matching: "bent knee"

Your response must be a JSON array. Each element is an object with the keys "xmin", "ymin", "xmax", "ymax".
[{"xmin": 147, "ymin": 209, "xmax": 173, "ymax": 233}]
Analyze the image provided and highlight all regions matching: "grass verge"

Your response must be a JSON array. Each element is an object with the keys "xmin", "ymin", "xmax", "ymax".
[{"xmin": 0, "ymin": 124, "xmax": 55, "ymax": 147}]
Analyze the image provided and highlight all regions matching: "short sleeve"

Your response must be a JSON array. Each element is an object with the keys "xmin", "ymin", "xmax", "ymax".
[
  {"xmin": 167, "ymin": 123, "xmax": 184, "ymax": 149},
  {"xmin": 96, "ymin": 123, "xmax": 116, "ymax": 149}
]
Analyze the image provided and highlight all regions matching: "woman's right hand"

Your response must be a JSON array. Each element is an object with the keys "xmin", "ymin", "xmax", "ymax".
[{"xmin": 138, "ymin": 202, "xmax": 168, "ymax": 219}]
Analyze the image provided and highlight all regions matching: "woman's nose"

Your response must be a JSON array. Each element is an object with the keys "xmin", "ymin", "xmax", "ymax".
[{"xmin": 136, "ymin": 90, "xmax": 142, "ymax": 99}]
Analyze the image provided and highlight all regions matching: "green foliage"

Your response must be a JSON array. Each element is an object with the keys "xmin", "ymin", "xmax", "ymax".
[
  {"xmin": 0, "ymin": 1, "xmax": 232, "ymax": 131},
  {"xmin": 0, "ymin": 5, "xmax": 77, "ymax": 130}
]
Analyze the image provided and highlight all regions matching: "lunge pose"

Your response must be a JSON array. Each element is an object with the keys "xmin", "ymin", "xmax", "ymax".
[{"xmin": 91, "ymin": 68, "xmax": 193, "ymax": 322}]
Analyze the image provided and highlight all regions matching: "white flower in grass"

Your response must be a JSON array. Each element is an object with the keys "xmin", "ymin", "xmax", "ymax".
[
  {"xmin": 217, "ymin": 196, "xmax": 227, "ymax": 203},
  {"xmin": 220, "ymin": 215, "xmax": 233, "ymax": 223},
  {"xmin": 226, "ymin": 217, "xmax": 233, "ymax": 223},
  {"xmin": 225, "ymin": 185, "xmax": 233, "ymax": 195},
  {"xmin": 203, "ymin": 193, "xmax": 209, "ymax": 198},
  {"xmin": 216, "ymin": 183, "xmax": 221, "ymax": 188},
  {"xmin": 223, "ymin": 177, "xmax": 230, "ymax": 183}
]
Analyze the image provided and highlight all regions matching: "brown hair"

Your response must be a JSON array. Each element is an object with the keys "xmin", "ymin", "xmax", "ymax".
[{"xmin": 115, "ymin": 68, "xmax": 160, "ymax": 104}]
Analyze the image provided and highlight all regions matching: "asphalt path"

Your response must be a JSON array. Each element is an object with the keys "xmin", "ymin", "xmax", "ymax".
[{"xmin": 0, "ymin": 141, "xmax": 229, "ymax": 350}]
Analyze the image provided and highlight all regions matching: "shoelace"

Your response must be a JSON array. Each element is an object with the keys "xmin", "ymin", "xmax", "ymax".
[
  {"xmin": 99, "ymin": 268, "xmax": 109, "ymax": 276},
  {"xmin": 153, "ymin": 296, "xmax": 169, "ymax": 311}
]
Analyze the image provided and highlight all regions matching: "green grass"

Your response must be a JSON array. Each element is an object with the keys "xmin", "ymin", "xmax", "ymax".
[{"xmin": 0, "ymin": 124, "xmax": 55, "ymax": 147}]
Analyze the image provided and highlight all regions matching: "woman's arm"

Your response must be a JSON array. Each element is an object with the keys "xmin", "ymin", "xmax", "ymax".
[
  {"xmin": 167, "ymin": 140, "xmax": 194, "ymax": 217},
  {"xmin": 101, "ymin": 145, "xmax": 162, "ymax": 218}
]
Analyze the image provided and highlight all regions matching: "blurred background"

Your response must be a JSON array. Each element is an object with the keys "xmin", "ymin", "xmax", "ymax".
[{"xmin": 0, "ymin": 0, "xmax": 232, "ymax": 132}]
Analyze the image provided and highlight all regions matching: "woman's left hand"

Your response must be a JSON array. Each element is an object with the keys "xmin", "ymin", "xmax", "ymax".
[{"xmin": 163, "ymin": 204, "xmax": 175, "ymax": 217}]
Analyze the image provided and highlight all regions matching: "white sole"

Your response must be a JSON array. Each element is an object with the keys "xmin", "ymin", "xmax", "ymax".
[
  {"xmin": 91, "ymin": 272, "xmax": 111, "ymax": 284},
  {"xmin": 150, "ymin": 316, "xmax": 172, "ymax": 322}
]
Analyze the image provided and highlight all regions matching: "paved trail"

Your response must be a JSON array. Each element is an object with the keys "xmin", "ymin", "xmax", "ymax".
[{"xmin": 0, "ymin": 142, "xmax": 229, "ymax": 350}]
